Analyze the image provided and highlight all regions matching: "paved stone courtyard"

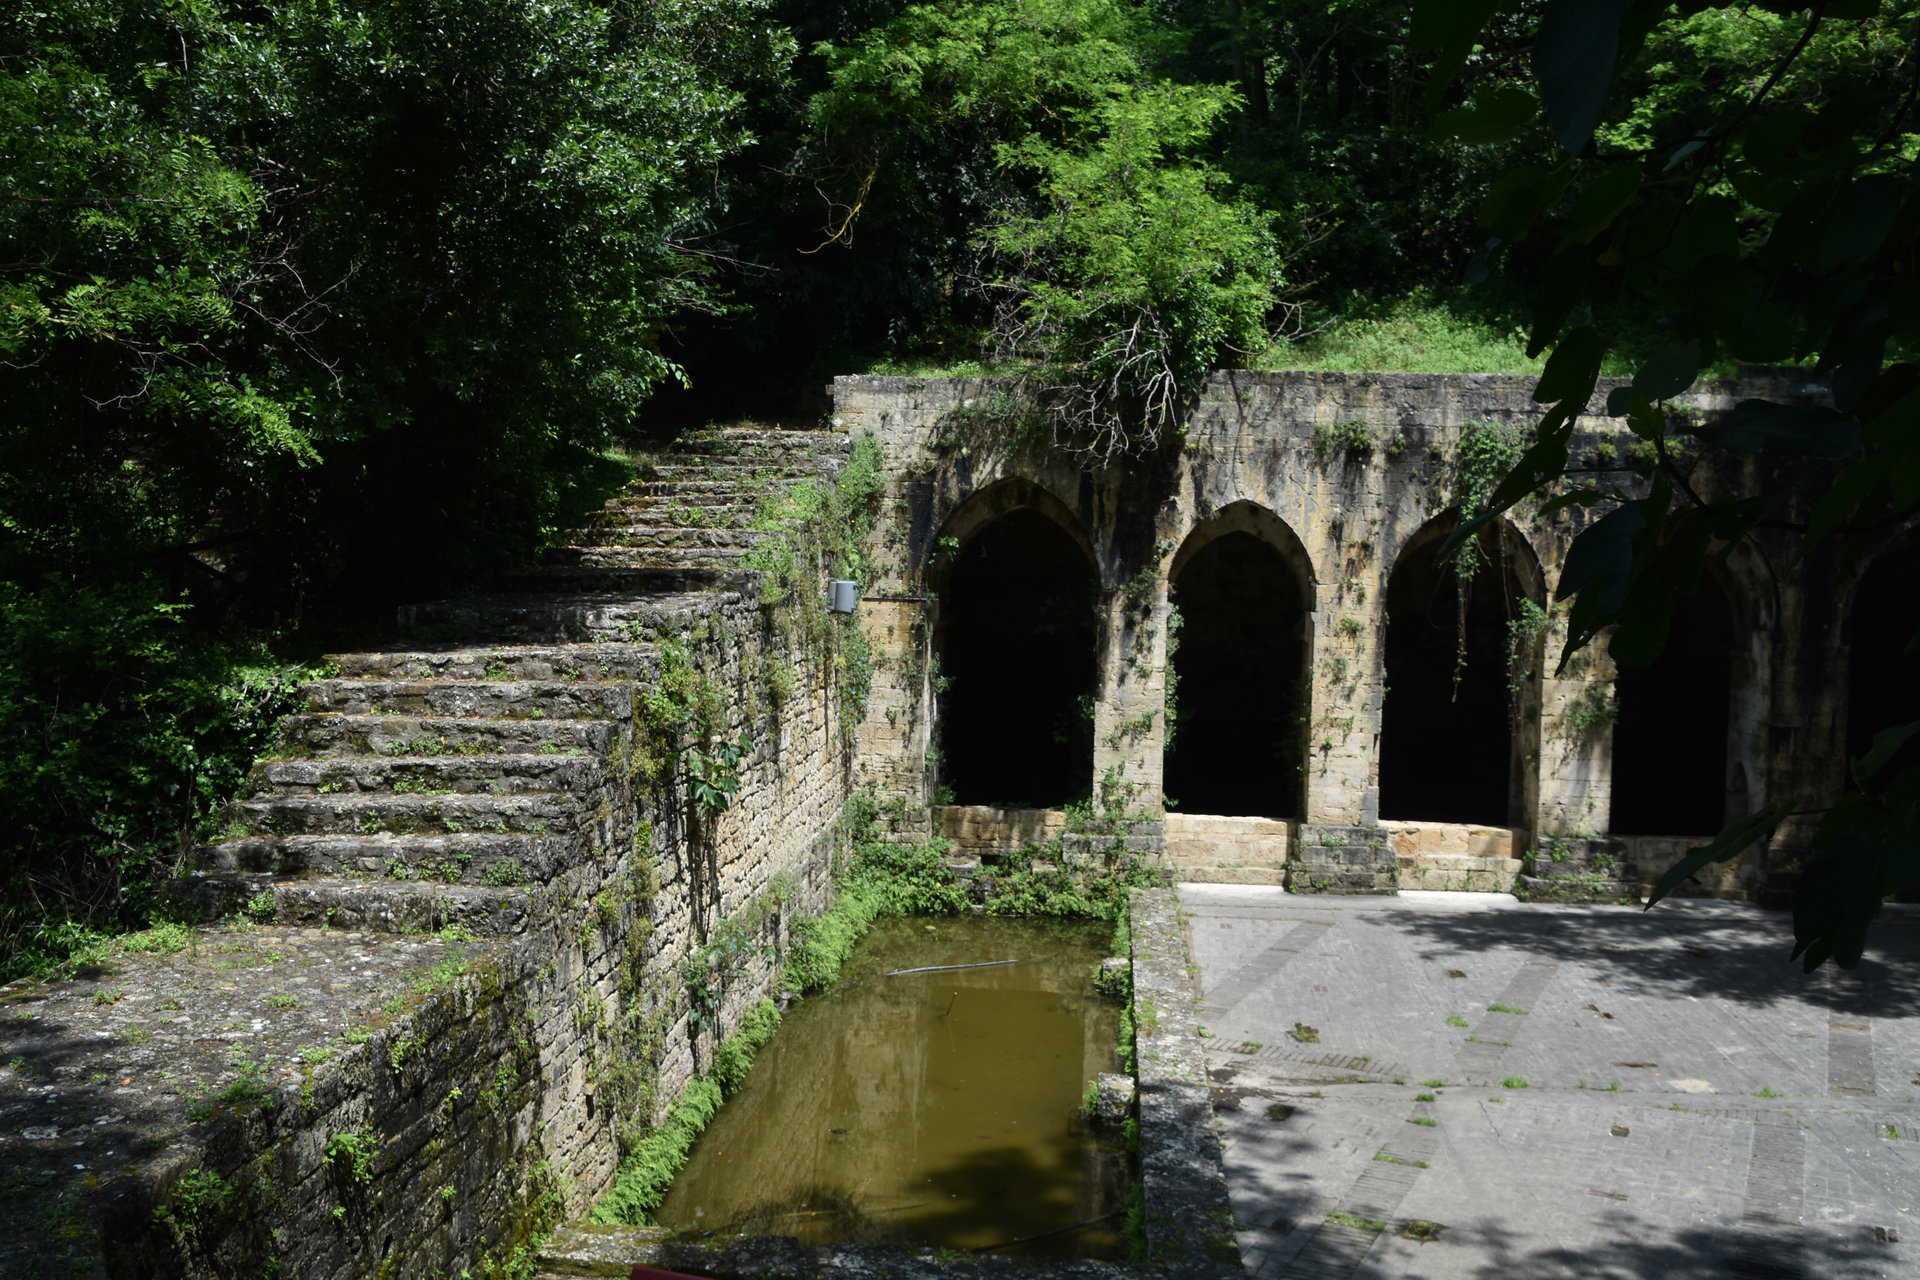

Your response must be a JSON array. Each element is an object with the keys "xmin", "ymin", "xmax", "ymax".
[{"xmin": 1180, "ymin": 883, "xmax": 1920, "ymax": 1279}]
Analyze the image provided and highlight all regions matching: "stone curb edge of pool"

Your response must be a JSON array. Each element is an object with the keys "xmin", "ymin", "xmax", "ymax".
[
  {"xmin": 536, "ymin": 888, "xmax": 1240, "ymax": 1280},
  {"xmin": 1129, "ymin": 887, "xmax": 1244, "ymax": 1279}
]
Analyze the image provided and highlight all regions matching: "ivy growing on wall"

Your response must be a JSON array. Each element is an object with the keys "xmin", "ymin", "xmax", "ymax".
[
  {"xmin": 1447, "ymin": 421, "xmax": 1531, "ymax": 696},
  {"xmin": 740, "ymin": 433, "xmax": 887, "ymax": 739}
]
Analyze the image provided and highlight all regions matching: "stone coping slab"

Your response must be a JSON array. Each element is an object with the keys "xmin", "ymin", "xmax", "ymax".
[
  {"xmin": 0, "ymin": 924, "xmax": 501, "ymax": 1275},
  {"xmin": 1129, "ymin": 888, "xmax": 1242, "ymax": 1277},
  {"xmin": 536, "ymin": 1224, "xmax": 1148, "ymax": 1278}
]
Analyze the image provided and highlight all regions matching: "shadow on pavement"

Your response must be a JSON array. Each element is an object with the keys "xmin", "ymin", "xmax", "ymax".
[{"xmin": 1371, "ymin": 900, "xmax": 1920, "ymax": 1016}]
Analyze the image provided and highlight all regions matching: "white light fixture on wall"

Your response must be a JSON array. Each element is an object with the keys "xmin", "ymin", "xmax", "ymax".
[{"xmin": 828, "ymin": 579, "xmax": 860, "ymax": 614}]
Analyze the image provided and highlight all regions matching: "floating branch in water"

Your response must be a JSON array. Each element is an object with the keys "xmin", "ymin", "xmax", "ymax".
[{"xmin": 884, "ymin": 959, "xmax": 1024, "ymax": 977}]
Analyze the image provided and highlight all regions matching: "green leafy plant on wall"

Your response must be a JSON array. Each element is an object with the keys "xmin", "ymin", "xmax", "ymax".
[{"xmin": 687, "ymin": 736, "xmax": 752, "ymax": 819}]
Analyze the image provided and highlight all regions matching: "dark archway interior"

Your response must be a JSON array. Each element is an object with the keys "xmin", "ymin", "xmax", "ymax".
[
  {"xmin": 937, "ymin": 509, "xmax": 1096, "ymax": 807},
  {"xmin": 1848, "ymin": 543, "xmax": 1920, "ymax": 780},
  {"xmin": 1379, "ymin": 527, "xmax": 1529, "ymax": 825},
  {"xmin": 1611, "ymin": 578, "xmax": 1733, "ymax": 835},
  {"xmin": 1164, "ymin": 531, "xmax": 1307, "ymax": 817}
]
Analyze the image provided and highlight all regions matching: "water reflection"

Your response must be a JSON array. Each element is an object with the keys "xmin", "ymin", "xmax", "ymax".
[{"xmin": 655, "ymin": 916, "xmax": 1128, "ymax": 1258}]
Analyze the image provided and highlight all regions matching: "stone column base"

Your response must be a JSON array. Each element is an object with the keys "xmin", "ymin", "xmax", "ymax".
[
  {"xmin": 1515, "ymin": 836, "xmax": 1635, "ymax": 904},
  {"xmin": 1062, "ymin": 821, "xmax": 1166, "ymax": 872},
  {"xmin": 1286, "ymin": 824, "xmax": 1395, "ymax": 894}
]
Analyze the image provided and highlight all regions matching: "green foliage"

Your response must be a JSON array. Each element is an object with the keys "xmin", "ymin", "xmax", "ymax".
[
  {"xmin": 985, "ymin": 80, "xmax": 1283, "ymax": 457},
  {"xmin": 687, "ymin": 737, "xmax": 753, "ymax": 819},
  {"xmin": 738, "ymin": 433, "xmax": 886, "ymax": 735},
  {"xmin": 682, "ymin": 904, "xmax": 780, "ymax": 1034},
  {"xmin": 1272, "ymin": 293, "xmax": 1555, "ymax": 375},
  {"xmin": 1312, "ymin": 420, "xmax": 1378, "ymax": 460},
  {"xmin": 2, "ymin": 1, "xmax": 787, "ymax": 593},
  {"xmin": 984, "ymin": 853, "xmax": 1157, "ymax": 920},
  {"xmin": 1505, "ymin": 598, "xmax": 1548, "ymax": 704},
  {"xmin": 593, "ymin": 999, "xmax": 779, "ymax": 1224},
  {"xmin": 152, "ymin": 1168, "xmax": 236, "ymax": 1244},
  {"xmin": 0, "ymin": 0, "xmax": 792, "ymax": 967},
  {"xmin": 0, "ymin": 579, "xmax": 314, "ymax": 980},
  {"xmin": 324, "ymin": 1129, "xmax": 378, "ymax": 1186},
  {"xmin": 813, "ymin": 1, "xmax": 1281, "ymax": 456},
  {"xmin": 1417, "ymin": 0, "xmax": 1920, "ymax": 967}
]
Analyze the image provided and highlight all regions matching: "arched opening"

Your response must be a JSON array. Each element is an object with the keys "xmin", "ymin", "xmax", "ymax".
[
  {"xmin": 1847, "ymin": 540, "xmax": 1920, "ymax": 782},
  {"xmin": 1610, "ymin": 577, "xmax": 1734, "ymax": 835},
  {"xmin": 935, "ymin": 507, "xmax": 1097, "ymax": 807},
  {"xmin": 1163, "ymin": 512, "xmax": 1312, "ymax": 818},
  {"xmin": 1379, "ymin": 516, "xmax": 1541, "ymax": 826}
]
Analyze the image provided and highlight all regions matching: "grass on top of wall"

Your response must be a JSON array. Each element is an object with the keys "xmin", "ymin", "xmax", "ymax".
[{"xmin": 1260, "ymin": 293, "xmax": 1554, "ymax": 375}]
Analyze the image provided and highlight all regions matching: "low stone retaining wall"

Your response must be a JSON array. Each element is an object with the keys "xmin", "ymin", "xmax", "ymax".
[
  {"xmin": 0, "ymin": 928, "xmax": 540, "ymax": 1279},
  {"xmin": 1127, "ymin": 888, "xmax": 1243, "ymax": 1277}
]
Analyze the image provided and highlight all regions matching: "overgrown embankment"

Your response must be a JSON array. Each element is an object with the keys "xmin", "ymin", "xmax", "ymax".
[{"xmin": 592, "ymin": 791, "xmax": 1158, "ymax": 1227}]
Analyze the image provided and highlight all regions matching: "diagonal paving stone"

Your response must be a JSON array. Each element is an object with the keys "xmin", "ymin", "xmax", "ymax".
[
  {"xmin": 1729, "ymin": 1118, "xmax": 1811, "ymax": 1278},
  {"xmin": 1200, "ymin": 920, "xmax": 1331, "ymax": 1021}
]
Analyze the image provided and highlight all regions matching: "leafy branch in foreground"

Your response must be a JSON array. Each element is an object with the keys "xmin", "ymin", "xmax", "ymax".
[{"xmin": 1416, "ymin": 0, "xmax": 1920, "ymax": 968}]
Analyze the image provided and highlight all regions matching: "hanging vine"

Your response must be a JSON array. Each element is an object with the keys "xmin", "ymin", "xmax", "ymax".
[{"xmin": 1447, "ymin": 421, "xmax": 1528, "ymax": 698}]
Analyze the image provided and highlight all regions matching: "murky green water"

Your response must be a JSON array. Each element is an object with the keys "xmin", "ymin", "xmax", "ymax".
[{"xmin": 656, "ymin": 916, "xmax": 1128, "ymax": 1258}]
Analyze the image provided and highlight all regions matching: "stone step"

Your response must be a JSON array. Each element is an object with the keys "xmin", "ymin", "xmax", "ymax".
[
  {"xmin": 579, "ymin": 506, "xmax": 753, "ymax": 534},
  {"xmin": 1516, "ymin": 875, "xmax": 1635, "ymax": 904},
  {"xmin": 326, "ymin": 642, "xmax": 657, "ymax": 683},
  {"xmin": 1397, "ymin": 860, "xmax": 1522, "ymax": 893},
  {"xmin": 594, "ymin": 491, "xmax": 748, "ymax": 515},
  {"xmin": 1382, "ymin": 821, "xmax": 1524, "ymax": 860},
  {"xmin": 398, "ymin": 590, "xmax": 726, "ymax": 645},
  {"xmin": 541, "ymin": 545, "xmax": 751, "ymax": 570},
  {"xmin": 616, "ymin": 478, "xmax": 756, "ymax": 498},
  {"xmin": 232, "ymin": 791, "xmax": 581, "ymax": 838},
  {"xmin": 636, "ymin": 461, "xmax": 822, "ymax": 483},
  {"xmin": 1175, "ymin": 865, "xmax": 1290, "ymax": 886},
  {"xmin": 197, "ymin": 831, "xmax": 575, "ymax": 884},
  {"xmin": 273, "ymin": 713, "xmax": 616, "ymax": 759},
  {"xmin": 569, "ymin": 527, "xmax": 765, "ymax": 550},
  {"xmin": 497, "ymin": 565, "xmax": 755, "ymax": 597},
  {"xmin": 253, "ymin": 753, "xmax": 603, "ymax": 797},
  {"xmin": 1165, "ymin": 814, "xmax": 1294, "ymax": 836},
  {"xmin": 667, "ymin": 427, "xmax": 842, "ymax": 456},
  {"xmin": 300, "ymin": 678, "xmax": 629, "ymax": 720},
  {"xmin": 182, "ymin": 870, "xmax": 536, "ymax": 936}
]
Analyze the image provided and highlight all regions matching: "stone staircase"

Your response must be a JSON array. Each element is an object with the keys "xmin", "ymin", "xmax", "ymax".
[
  {"xmin": 3, "ymin": 424, "xmax": 854, "ymax": 1279},
  {"xmin": 187, "ymin": 426, "xmax": 850, "ymax": 936}
]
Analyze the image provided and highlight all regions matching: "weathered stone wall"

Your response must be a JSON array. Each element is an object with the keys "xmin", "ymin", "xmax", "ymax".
[
  {"xmin": 838, "ymin": 369, "xmax": 1858, "ymax": 900},
  {"xmin": 1, "ymin": 549, "xmax": 859, "ymax": 1276},
  {"xmin": 520, "ymin": 588, "xmax": 853, "ymax": 1213}
]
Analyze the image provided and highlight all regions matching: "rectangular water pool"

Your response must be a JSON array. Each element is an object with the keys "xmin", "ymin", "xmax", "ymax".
[{"xmin": 655, "ymin": 915, "xmax": 1129, "ymax": 1258}]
